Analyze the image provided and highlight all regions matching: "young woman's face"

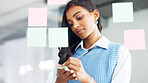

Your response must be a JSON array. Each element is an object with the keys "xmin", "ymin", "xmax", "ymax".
[{"xmin": 66, "ymin": 6, "xmax": 97, "ymax": 39}]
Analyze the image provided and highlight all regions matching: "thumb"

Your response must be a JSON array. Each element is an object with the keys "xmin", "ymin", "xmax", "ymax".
[{"xmin": 57, "ymin": 64, "xmax": 63, "ymax": 67}]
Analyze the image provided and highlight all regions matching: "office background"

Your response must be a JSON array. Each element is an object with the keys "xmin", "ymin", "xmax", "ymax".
[{"xmin": 0, "ymin": 0, "xmax": 148, "ymax": 83}]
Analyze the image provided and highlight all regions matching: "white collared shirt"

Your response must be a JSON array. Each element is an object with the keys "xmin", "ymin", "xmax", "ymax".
[{"xmin": 75, "ymin": 36, "xmax": 131, "ymax": 83}]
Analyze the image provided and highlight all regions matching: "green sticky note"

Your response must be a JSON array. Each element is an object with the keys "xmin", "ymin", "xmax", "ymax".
[
  {"xmin": 57, "ymin": 66, "xmax": 70, "ymax": 71},
  {"xmin": 112, "ymin": 2, "xmax": 134, "ymax": 23},
  {"xmin": 48, "ymin": 28, "xmax": 68, "ymax": 48},
  {"xmin": 27, "ymin": 28, "xmax": 46, "ymax": 47}
]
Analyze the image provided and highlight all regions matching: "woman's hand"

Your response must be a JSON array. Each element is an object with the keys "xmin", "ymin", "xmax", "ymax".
[
  {"xmin": 56, "ymin": 64, "xmax": 76, "ymax": 83},
  {"xmin": 64, "ymin": 57, "xmax": 94, "ymax": 83}
]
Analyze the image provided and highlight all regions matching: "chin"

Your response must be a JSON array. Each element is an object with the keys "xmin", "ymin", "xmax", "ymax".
[{"xmin": 79, "ymin": 35, "xmax": 87, "ymax": 40}]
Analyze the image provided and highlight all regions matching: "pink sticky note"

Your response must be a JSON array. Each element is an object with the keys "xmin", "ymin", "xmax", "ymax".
[
  {"xmin": 124, "ymin": 29, "xmax": 146, "ymax": 50},
  {"xmin": 28, "ymin": 8, "xmax": 47, "ymax": 26},
  {"xmin": 47, "ymin": 0, "xmax": 67, "ymax": 5}
]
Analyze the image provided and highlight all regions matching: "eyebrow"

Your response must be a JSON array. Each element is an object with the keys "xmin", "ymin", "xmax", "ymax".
[
  {"xmin": 67, "ymin": 11, "xmax": 81, "ymax": 22},
  {"xmin": 73, "ymin": 11, "xmax": 81, "ymax": 17}
]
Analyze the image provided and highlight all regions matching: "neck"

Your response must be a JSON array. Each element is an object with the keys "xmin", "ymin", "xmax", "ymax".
[{"xmin": 83, "ymin": 28, "xmax": 102, "ymax": 49}]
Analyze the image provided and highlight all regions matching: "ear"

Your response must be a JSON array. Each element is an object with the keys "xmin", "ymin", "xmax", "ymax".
[{"xmin": 93, "ymin": 9, "xmax": 100, "ymax": 20}]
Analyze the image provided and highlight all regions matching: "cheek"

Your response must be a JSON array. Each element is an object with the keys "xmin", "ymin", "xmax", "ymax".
[
  {"xmin": 84, "ymin": 17, "xmax": 95, "ymax": 30},
  {"xmin": 84, "ymin": 16, "xmax": 94, "ymax": 26},
  {"xmin": 71, "ymin": 27, "xmax": 76, "ymax": 34},
  {"xmin": 88, "ymin": 17, "xmax": 95, "ymax": 25}
]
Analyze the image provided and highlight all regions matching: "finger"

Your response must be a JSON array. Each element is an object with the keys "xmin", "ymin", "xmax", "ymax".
[
  {"xmin": 68, "ymin": 73, "xmax": 76, "ymax": 78},
  {"xmin": 57, "ymin": 64, "xmax": 62, "ymax": 67},
  {"xmin": 58, "ymin": 68, "xmax": 67, "ymax": 75},
  {"xmin": 66, "ymin": 73, "xmax": 77, "ymax": 81},
  {"xmin": 57, "ymin": 69, "xmax": 64, "ymax": 75},
  {"xmin": 57, "ymin": 64, "xmax": 63, "ymax": 74},
  {"xmin": 64, "ymin": 57, "xmax": 81, "ymax": 67},
  {"xmin": 63, "ymin": 70, "xmax": 74, "ymax": 78},
  {"xmin": 67, "ymin": 76, "xmax": 76, "ymax": 82},
  {"xmin": 69, "ymin": 57, "xmax": 80, "ymax": 62},
  {"xmin": 57, "ymin": 64, "xmax": 70, "ymax": 75},
  {"xmin": 67, "ymin": 63, "xmax": 81, "ymax": 72}
]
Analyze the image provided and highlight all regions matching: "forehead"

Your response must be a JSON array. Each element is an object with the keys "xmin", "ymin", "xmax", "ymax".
[{"xmin": 66, "ymin": 6, "xmax": 89, "ymax": 18}]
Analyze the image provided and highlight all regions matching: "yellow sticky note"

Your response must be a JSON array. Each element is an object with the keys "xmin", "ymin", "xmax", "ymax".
[
  {"xmin": 27, "ymin": 28, "xmax": 46, "ymax": 47},
  {"xmin": 112, "ymin": 2, "xmax": 134, "ymax": 23},
  {"xmin": 48, "ymin": 28, "xmax": 68, "ymax": 47}
]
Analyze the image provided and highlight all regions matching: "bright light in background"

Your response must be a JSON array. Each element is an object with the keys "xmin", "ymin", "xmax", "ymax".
[
  {"xmin": 19, "ymin": 64, "xmax": 34, "ymax": 76},
  {"xmin": 38, "ymin": 60, "xmax": 55, "ymax": 71}
]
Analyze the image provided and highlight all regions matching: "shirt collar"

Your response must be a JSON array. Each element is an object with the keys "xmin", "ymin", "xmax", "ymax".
[{"xmin": 75, "ymin": 36, "xmax": 110, "ymax": 51}]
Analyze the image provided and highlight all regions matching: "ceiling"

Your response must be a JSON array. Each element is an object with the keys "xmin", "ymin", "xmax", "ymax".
[{"xmin": 0, "ymin": 0, "xmax": 148, "ymax": 44}]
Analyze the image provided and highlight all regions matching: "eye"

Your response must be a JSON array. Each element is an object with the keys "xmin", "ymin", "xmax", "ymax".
[
  {"xmin": 67, "ymin": 21, "xmax": 73, "ymax": 27},
  {"xmin": 69, "ymin": 23, "xmax": 73, "ymax": 27},
  {"xmin": 76, "ymin": 16, "xmax": 82, "ymax": 20}
]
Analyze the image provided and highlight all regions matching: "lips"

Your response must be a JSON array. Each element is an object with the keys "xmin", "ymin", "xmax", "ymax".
[{"xmin": 77, "ymin": 29, "xmax": 84, "ymax": 35}]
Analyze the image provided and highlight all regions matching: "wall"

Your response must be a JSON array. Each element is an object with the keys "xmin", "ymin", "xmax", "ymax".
[
  {"xmin": 102, "ymin": 8, "xmax": 148, "ymax": 83},
  {"xmin": 0, "ymin": 37, "xmax": 59, "ymax": 83}
]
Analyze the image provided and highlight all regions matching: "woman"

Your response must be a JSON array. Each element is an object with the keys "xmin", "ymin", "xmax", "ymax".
[{"xmin": 56, "ymin": 0, "xmax": 131, "ymax": 83}]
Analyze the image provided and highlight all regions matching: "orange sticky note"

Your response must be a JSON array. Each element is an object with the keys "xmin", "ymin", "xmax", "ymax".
[
  {"xmin": 47, "ymin": 0, "xmax": 67, "ymax": 5},
  {"xmin": 124, "ymin": 29, "xmax": 146, "ymax": 50},
  {"xmin": 28, "ymin": 8, "xmax": 47, "ymax": 26}
]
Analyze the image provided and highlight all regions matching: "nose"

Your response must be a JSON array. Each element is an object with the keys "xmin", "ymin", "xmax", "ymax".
[{"xmin": 73, "ymin": 22, "xmax": 79, "ymax": 29}]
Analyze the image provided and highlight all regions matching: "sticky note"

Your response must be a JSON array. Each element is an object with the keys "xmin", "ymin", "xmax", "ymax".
[
  {"xmin": 28, "ymin": 8, "xmax": 47, "ymax": 26},
  {"xmin": 57, "ymin": 66, "xmax": 70, "ymax": 71},
  {"xmin": 47, "ymin": 0, "xmax": 67, "ymax": 5},
  {"xmin": 112, "ymin": 2, "xmax": 134, "ymax": 23},
  {"xmin": 48, "ymin": 28, "xmax": 68, "ymax": 47},
  {"xmin": 27, "ymin": 28, "xmax": 46, "ymax": 47},
  {"xmin": 124, "ymin": 29, "xmax": 145, "ymax": 50}
]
